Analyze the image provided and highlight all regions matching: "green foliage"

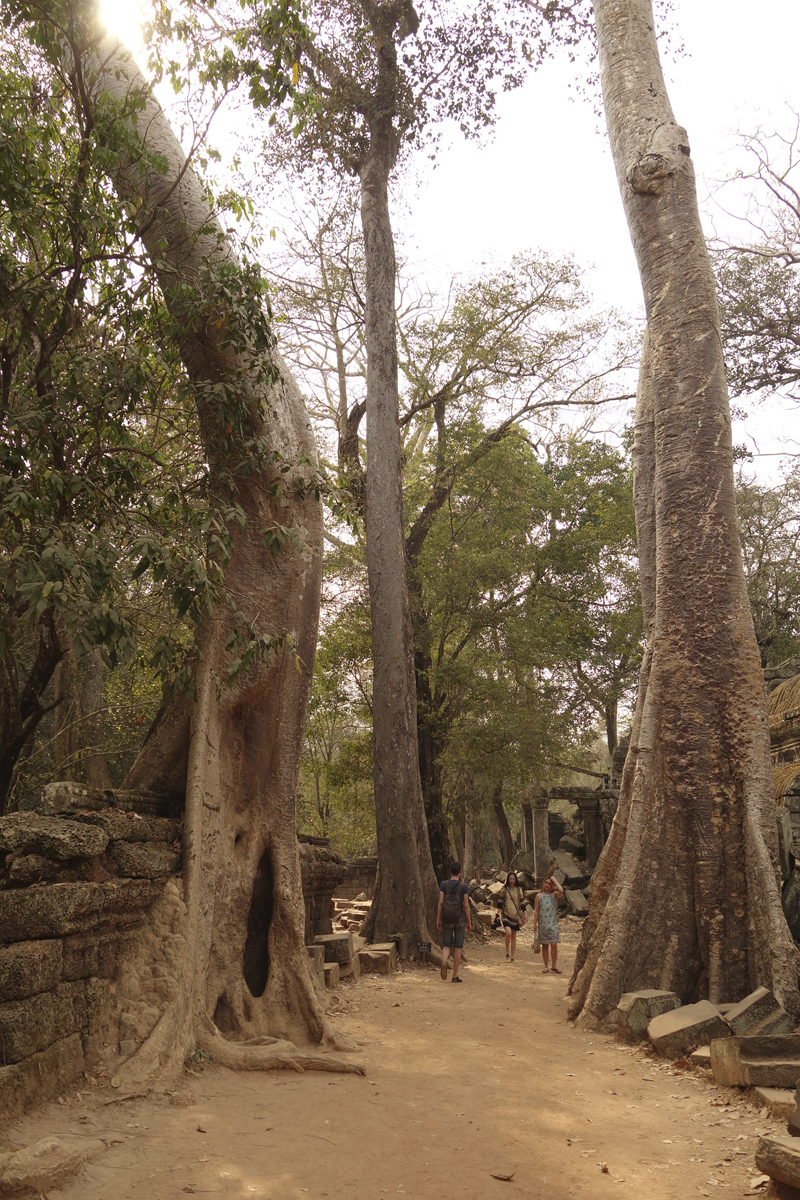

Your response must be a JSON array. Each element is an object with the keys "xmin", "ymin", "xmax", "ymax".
[{"xmin": 736, "ymin": 465, "xmax": 800, "ymax": 668}]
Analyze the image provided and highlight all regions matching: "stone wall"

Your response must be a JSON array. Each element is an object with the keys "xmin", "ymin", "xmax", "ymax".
[
  {"xmin": 336, "ymin": 856, "xmax": 377, "ymax": 900},
  {"xmin": 0, "ymin": 784, "xmax": 184, "ymax": 1124},
  {"xmin": 297, "ymin": 837, "xmax": 346, "ymax": 945}
]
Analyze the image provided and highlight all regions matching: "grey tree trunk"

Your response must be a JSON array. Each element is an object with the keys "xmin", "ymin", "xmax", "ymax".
[
  {"xmin": 80, "ymin": 646, "xmax": 112, "ymax": 789},
  {"xmin": 358, "ymin": 124, "xmax": 440, "ymax": 950},
  {"xmin": 568, "ymin": 0, "xmax": 799, "ymax": 1024},
  {"xmin": 75, "ymin": 27, "xmax": 361, "ymax": 1077}
]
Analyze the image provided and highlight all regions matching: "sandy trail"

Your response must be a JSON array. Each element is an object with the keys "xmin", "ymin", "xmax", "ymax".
[{"xmin": 8, "ymin": 932, "xmax": 780, "ymax": 1199}]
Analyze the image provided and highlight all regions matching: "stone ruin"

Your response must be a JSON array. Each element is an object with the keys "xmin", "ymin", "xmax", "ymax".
[{"xmin": 0, "ymin": 786, "xmax": 386, "ymax": 1127}]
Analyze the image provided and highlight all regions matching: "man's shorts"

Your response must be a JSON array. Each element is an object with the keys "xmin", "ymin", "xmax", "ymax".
[{"xmin": 442, "ymin": 922, "xmax": 466, "ymax": 949}]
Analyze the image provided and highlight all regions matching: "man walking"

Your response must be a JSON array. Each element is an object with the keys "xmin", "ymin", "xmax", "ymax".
[{"xmin": 437, "ymin": 861, "xmax": 471, "ymax": 983}]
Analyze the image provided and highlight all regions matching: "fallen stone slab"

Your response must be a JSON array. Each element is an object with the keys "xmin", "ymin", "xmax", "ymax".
[
  {"xmin": 617, "ymin": 990, "xmax": 681, "ymax": 1042},
  {"xmin": 0, "ymin": 941, "xmax": 62, "ymax": 1003},
  {"xmin": 725, "ymin": 987, "xmax": 794, "ymax": 1037},
  {"xmin": 366, "ymin": 942, "xmax": 398, "ymax": 969},
  {"xmin": 787, "ymin": 1082, "xmax": 800, "ymax": 1137},
  {"xmin": 551, "ymin": 850, "xmax": 587, "ymax": 886},
  {"xmin": 648, "ymin": 1000, "xmax": 731, "ymax": 1058},
  {"xmin": 339, "ymin": 950, "xmax": 361, "ymax": 981},
  {"xmin": 0, "ymin": 813, "xmax": 108, "ymax": 860},
  {"xmin": 756, "ymin": 1134, "xmax": 800, "ymax": 1190},
  {"xmin": 352, "ymin": 935, "xmax": 367, "ymax": 953},
  {"xmin": 358, "ymin": 950, "xmax": 393, "ymax": 975},
  {"xmin": 0, "ymin": 1133, "xmax": 108, "ymax": 1195},
  {"xmin": 753, "ymin": 1088, "xmax": 797, "ymax": 1120},
  {"xmin": 690, "ymin": 1045, "xmax": 712, "ymax": 1068},
  {"xmin": 314, "ymin": 932, "xmax": 354, "ymax": 965},
  {"xmin": 711, "ymin": 1035, "xmax": 800, "ymax": 1089},
  {"xmin": 323, "ymin": 962, "xmax": 339, "ymax": 989},
  {"xmin": 559, "ymin": 836, "xmax": 585, "ymax": 857},
  {"xmin": 564, "ymin": 889, "xmax": 589, "ymax": 917}
]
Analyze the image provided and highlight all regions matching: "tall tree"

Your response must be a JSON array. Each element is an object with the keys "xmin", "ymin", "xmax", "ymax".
[
  {"xmin": 568, "ymin": 0, "xmax": 800, "ymax": 1024},
  {"xmin": 160, "ymin": 0, "xmax": 591, "ymax": 946},
  {"xmin": 51, "ymin": 9, "xmax": 361, "ymax": 1078}
]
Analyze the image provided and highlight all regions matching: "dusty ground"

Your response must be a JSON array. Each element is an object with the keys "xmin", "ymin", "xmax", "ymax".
[{"xmin": 7, "ymin": 927, "xmax": 783, "ymax": 1199}]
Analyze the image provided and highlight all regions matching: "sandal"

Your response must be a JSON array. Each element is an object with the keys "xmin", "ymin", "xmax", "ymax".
[
  {"xmin": 441, "ymin": 961, "xmax": 448, "ymax": 980},
  {"xmin": 452, "ymin": 976, "xmax": 463, "ymax": 983},
  {"xmin": 505, "ymin": 953, "xmax": 510, "ymax": 959},
  {"xmin": 551, "ymin": 967, "xmax": 562, "ymax": 974},
  {"xmin": 542, "ymin": 967, "xmax": 550, "ymax": 974},
  {"xmin": 510, "ymin": 957, "xmax": 514, "ymax": 962}
]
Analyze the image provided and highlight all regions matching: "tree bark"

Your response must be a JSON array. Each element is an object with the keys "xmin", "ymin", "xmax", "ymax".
[
  {"xmin": 462, "ymin": 788, "xmax": 477, "ymax": 882},
  {"xmin": 358, "ymin": 117, "xmax": 439, "ymax": 949},
  {"xmin": 53, "ymin": 645, "xmax": 81, "ymax": 779},
  {"xmin": 77, "ymin": 28, "xmax": 361, "ymax": 1077},
  {"xmin": 568, "ymin": 0, "xmax": 800, "ymax": 1024},
  {"xmin": 492, "ymin": 781, "xmax": 514, "ymax": 870},
  {"xmin": 80, "ymin": 646, "xmax": 113, "ymax": 789}
]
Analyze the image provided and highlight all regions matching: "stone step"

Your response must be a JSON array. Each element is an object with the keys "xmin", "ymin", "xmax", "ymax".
[
  {"xmin": 689, "ymin": 1045, "xmax": 712, "ymax": 1068},
  {"xmin": 710, "ymin": 1035, "xmax": 800, "ymax": 1088},
  {"xmin": 648, "ymin": 1000, "xmax": 731, "ymax": 1059},
  {"xmin": 366, "ymin": 942, "xmax": 398, "ymax": 969},
  {"xmin": 753, "ymin": 1087, "xmax": 796, "ymax": 1119},
  {"xmin": 322, "ymin": 962, "xmax": 339, "ymax": 990},
  {"xmin": 756, "ymin": 1134, "xmax": 800, "ymax": 1191}
]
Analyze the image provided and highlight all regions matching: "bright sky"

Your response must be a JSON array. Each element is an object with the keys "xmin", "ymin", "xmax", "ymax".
[{"xmin": 101, "ymin": 0, "xmax": 800, "ymax": 474}]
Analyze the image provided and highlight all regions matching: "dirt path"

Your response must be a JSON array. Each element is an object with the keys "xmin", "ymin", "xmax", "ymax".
[{"xmin": 9, "ymin": 932, "xmax": 780, "ymax": 1199}]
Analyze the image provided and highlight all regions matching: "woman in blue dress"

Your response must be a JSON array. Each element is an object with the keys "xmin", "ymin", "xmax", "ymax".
[{"xmin": 533, "ymin": 875, "xmax": 564, "ymax": 973}]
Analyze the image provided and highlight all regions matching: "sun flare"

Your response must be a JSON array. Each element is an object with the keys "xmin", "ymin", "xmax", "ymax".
[{"xmin": 98, "ymin": 0, "xmax": 146, "ymax": 57}]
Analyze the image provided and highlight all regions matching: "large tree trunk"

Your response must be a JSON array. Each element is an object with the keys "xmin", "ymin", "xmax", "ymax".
[
  {"xmin": 80, "ymin": 646, "xmax": 113, "ymax": 789},
  {"xmin": 0, "ymin": 614, "xmax": 63, "ymax": 813},
  {"xmin": 53, "ymin": 644, "xmax": 81, "ymax": 779},
  {"xmin": 414, "ymin": 643, "xmax": 451, "ymax": 884},
  {"xmin": 568, "ymin": 0, "xmax": 800, "ymax": 1024},
  {"xmin": 77, "ymin": 27, "xmax": 360, "ymax": 1077},
  {"xmin": 358, "ymin": 122, "xmax": 439, "ymax": 949},
  {"xmin": 492, "ymin": 781, "xmax": 514, "ymax": 869}
]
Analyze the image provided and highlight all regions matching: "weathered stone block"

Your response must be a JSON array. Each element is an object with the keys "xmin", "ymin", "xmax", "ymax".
[
  {"xmin": 0, "ymin": 1033, "xmax": 83, "ymax": 1124},
  {"xmin": 61, "ymin": 932, "xmax": 100, "ymax": 981},
  {"xmin": 0, "ymin": 813, "xmax": 108, "ymax": 860},
  {"xmin": 711, "ymin": 1035, "xmax": 800, "ymax": 1089},
  {"xmin": 306, "ymin": 945, "xmax": 325, "ymax": 973},
  {"xmin": 0, "ymin": 991, "xmax": 58, "ymax": 1063},
  {"xmin": 314, "ymin": 931, "xmax": 354, "ymax": 966},
  {"xmin": 756, "ymin": 1135, "xmax": 800, "ymax": 1190},
  {"xmin": 617, "ymin": 990, "xmax": 681, "ymax": 1042},
  {"xmin": 76, "ymin": 810, "xmax": 180, "ymax": 845},
  {"xmin": 565, "ymin": 889, "xmax": 589, "ymax": 917},
  {"xmin": 648, "ymin": 1000, "xmax": 731, "ymax": 1058},
  {"xmin": 0, "ymin": 941, "xmax": 61, "ymax": 1002},
  {"xmin": 22, "ymin": 782, "xmax": 110, "ymax": 817},
  {"xmin": 0, "ymin": 878, "xmax": 164, "ymax": 940},
  {"xmin": 754, "ymin": 1088, "xmax": 797, "ymax": 1119},
  {"xmin": 358, "ymin": 950, "xmax": 392, "ymax": 975},
  {"xmin": 0, "ymin": 1133, "xmax": 106, "ymax": 1195},
  {"xmin": 689, "ymin": 1045, "xmax": 712, "ymax": 1068},
  {"xmin": 340, "ymin": 949, "xmax": 361, "ymax": 980},
  {"xmin": 725, "ymin": 987, "xmax": 793, "ymax": 1037},
  {"xmin": 366, "ymin": 942, "xmax": 398, "ymax": 969},
  {"xmin": 558, "ymin": 836, "xmax": 585, "ymax": 857},
  {"xmin": 7, "ymin": 854, "xmax": 59, "ymax": 885},
  {"xmin": 109, "ymin": 841, "xmax": 181, "ymax": 878},
  {"xmin": 323, "ymin": 962, "xmax": 340, "ymax": 989}
]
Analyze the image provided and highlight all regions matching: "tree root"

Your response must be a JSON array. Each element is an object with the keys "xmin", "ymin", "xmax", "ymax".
[{"xmin": 197, "ymin": 1022, "xmax": 366, "ymax": 1075}]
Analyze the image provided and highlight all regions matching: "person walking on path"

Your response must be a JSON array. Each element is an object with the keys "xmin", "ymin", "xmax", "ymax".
[
  {"xmin": 437, "ymin": 861, "xmax": 471, "ymax": 983},
  {"xmin": 534, "ymin": 875, "xmax": 564, "ymax": 973},
  {"xmin": 495, "ymin": 871, "xmax": 527, "ymax": 961}
]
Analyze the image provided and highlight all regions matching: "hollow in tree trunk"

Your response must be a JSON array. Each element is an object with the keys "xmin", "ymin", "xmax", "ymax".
[
  {"xmin": 568, "ymin": 0, "xmax": 800, "ymax": 1025},
  {"xmin": 77, "ymin": 26, "xmax": 361, "ymax": 1078}
]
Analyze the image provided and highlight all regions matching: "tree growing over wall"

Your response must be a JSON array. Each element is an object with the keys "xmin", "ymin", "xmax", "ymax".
[{"xmin": 25, "ymin": 1, "xmax": 364, "ymax": 1078}]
